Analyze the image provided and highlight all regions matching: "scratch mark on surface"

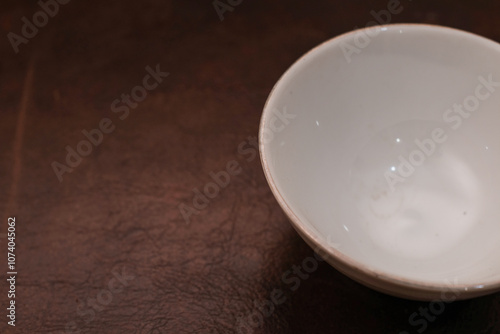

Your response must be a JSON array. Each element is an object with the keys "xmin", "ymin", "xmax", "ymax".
[{"xmin": 4, "ymin": 59, "xmax": 35, "ymax": 224}]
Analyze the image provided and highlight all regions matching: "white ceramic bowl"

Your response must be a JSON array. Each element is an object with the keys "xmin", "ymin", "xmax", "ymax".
[{"xmin": 259, "ymin": 24, "xmax": 500, "ymax": 300}]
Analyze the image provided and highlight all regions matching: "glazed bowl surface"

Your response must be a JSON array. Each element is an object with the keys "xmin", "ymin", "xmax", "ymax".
[{"xmin": 259, "ymin": 24, "xmax": 500, "ymax": 300}]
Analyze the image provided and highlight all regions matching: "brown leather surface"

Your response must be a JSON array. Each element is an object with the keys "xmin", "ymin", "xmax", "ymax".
[{"xmin": 1, "ymin": 0, "xmax": 500, "ymax": 333}]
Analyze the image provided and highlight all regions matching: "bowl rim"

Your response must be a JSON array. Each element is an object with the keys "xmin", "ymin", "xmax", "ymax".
[{"xmin": 258, "ymin": 22, "xmax": 500, "ymax": 298}]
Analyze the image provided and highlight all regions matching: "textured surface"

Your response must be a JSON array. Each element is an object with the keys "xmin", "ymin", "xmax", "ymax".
[{"xmin": 1, "ymin": 0, "xmax": 500, "ymax": 333}]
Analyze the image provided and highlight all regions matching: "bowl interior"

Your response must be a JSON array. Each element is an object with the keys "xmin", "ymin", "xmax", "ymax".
[{"xmin": 260, "ymin": 24, "xmax": 500, "ymax": 288}]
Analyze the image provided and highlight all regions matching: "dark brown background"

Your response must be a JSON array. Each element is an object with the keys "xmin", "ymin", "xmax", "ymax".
[{"xmin": 1, "ymin": 0, "xmax": 500, "ymax": 333}]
